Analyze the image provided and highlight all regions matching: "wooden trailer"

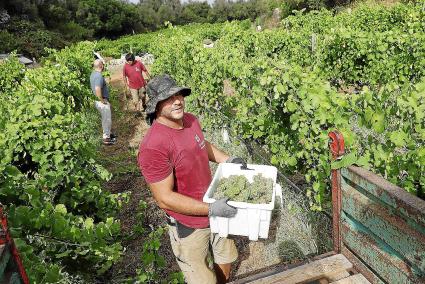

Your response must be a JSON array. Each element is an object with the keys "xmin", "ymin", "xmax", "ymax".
[
  {"xmin": 0, "ymin": 206, "xmax": 29, "ymax": 284},
  {"xmin": 232, "ymin": 131, "xmax": 425, "ymax": 284}
]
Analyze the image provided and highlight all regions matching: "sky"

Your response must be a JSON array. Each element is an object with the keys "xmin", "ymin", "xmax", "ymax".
[
  {"xmin": 181, "ymin": 0, "xmax": 214, "ymax": 3},
  {"xmin": 128, "ymin": 0, "xmax": 215, "ymax": 4}
]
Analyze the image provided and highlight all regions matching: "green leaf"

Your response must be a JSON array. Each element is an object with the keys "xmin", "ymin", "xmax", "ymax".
[
  {"xmin": 84, "ymin": 218, "xmax": 94, "ymax": 230},
  {"xmin": 389, "ymin": 131, "xmax": 408, "ymax": 147},
  {"xmin": 286, "ymin": 101, "xmax": 297, "ymax": 112},
  {"xmin": 287, "ymin": 156, "xmax": 297, "ymax": 167},
  {"xmin": 276, "ymin": 83, "xmax": 286, "ymax": 93},
  {"xmin": 44, "ymin": 265, "xmax": 62, "ymax": 283},
  {"xmin": 371, "ymin": 112, "xmax": 385, "ymax": 133},
  {"xmin": 53, "ymin": 154, "xmax": 64, "ymax": 165},
  {"xmin": 55, "ymin": 250, "xmax": 71, "ymax": 258},
  {"xmin": 4, "ymin": 165, "xmax": 21, "ymax": 177},
  {"xmin": 331, "ymin": 152, "xmax": 357, "ymax": 169},
  {"xmin": 53, "ymin": 216, "xmax": 67, "ymax": 234},
  {"xmin": 142, "ymin": 252, "xmax": 155, "ymax": 265},
  {"xmin": 356, "ymin": 154, "xmax": 370, "ymax": 168}
]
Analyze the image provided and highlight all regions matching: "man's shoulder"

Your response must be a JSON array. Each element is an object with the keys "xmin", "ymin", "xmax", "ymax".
[
  {"xmin": 184, "ymin": 113, "xmax": 204, "ymax": 133},
  {"xmin": 184, "ymin": 112, "xmax": 201, "ymax": 126},
  {"xmin": 140, "ymin": 124, "xmax": 171, "ymax": 150},
  {"xmin": 91, "ymin": 71, "xmax": 102, "ymax": 79},
  {"xmin": 184, "ymin": 112, "xmax": 197, "ymax": 121}
]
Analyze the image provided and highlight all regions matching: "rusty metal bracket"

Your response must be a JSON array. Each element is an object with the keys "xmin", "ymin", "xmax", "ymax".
[
  {"xmin": 329, "ymin": 131, "xmax": 345, "ymax": 253},
  {"xmin": 0, "ymin": 206, "xmax": 30, "ymax": 284},
  {"xmin": 329, "ymin": 131, "xmax": 345, "ymax": 160}
]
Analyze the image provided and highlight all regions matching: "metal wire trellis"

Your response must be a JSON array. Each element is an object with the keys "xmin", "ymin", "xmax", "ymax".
[{"xmin": 205, "ymin": 105, "xmax": 306, "ymax": 195}]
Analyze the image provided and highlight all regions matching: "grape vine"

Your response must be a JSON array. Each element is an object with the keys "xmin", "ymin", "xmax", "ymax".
[{"xmin": 99, "ymin": 1, "xmax": 424, "ymax": 207}]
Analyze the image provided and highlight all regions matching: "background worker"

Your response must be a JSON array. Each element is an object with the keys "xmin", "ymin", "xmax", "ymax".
[
  {"xmin": 122, "ymin": 53, "xmax": 150, "ymax": 113},
  {"xmin": 138, "ymin": 74, "xmax": 244, "ymax": 284},
  {"xmin": 90, "ymin": 59, "xmax": 116, "ymax": 145}
]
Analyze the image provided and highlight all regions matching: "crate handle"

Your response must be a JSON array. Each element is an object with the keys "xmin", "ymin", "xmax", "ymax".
[
  {"xmin": 240, "ymin": 163, "xmax": 254, "ymax": 171},
  {"xmin": 275, "ymin": 183, "xmax": 283, "ymax": 207}
]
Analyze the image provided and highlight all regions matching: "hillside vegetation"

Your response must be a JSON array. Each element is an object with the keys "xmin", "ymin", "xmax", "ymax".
[{"xmin": 0, "ymin": 0, "xmax": 337, "ymax": 58}]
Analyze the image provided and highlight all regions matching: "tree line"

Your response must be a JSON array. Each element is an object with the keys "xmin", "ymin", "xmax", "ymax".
[{"xmin": 0, "ymin": 0, "xmax": 343, "ymax": 58}]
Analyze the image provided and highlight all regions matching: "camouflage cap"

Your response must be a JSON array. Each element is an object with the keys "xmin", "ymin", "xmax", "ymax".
[{"xmin": 145, "ymin": 74, "xmax": 191, "ymax": 115}]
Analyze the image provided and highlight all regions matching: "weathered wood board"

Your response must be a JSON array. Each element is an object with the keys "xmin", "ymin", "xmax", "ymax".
[
  {"xmin": 339, "ymin": 166, "xmax": 425, "ymax": 284},
  {"xmin": 244, "ymin": 254, "xmax": 352, "ymax": 284}
]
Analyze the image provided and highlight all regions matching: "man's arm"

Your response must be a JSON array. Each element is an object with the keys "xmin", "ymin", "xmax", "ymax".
[
  {"xmin": 141, "ymin": 62, "xmax": 151, "ymax": 80},
  {"xmin": 122, "ymin": 68, "xmax": 129, "ymax": 89},
  {"xmin": 95, "ymin": 86, "xmax": 106, "ymax": 104},
  {"xmin": 205, "ymin": 140, "xmax": 229, "ymax": 163},
  {"xmin": 144, "ymin": 69, "xmax": 151, "ymax": 80},
  {"xmin": 149, "ymin": 173, "xmax": 209, "ymax": 215}
]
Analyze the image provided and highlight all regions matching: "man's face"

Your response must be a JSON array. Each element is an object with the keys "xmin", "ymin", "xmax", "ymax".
[
  {"xmin": 157, "ymin": 93, "xmax": 185, "ymax": 122},
  {"xmin": 126, "ymin": 60, "xmax": 134, "ymax": 65}
]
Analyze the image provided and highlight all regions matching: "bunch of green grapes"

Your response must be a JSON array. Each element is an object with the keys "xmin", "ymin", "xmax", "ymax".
[
  {"xmin": 214, "ymin": 175, "xmax": 246, "ymax": 199},
  {"xmin": 246, "ymin": 174, "xmax": 274, "ymax": 203},
  {"xmin": 213, "ymin": 174, "xmax": 273, "ymax": 203}
]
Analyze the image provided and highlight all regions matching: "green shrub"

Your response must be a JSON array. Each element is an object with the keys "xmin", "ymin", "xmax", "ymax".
[
  {"xmin": 57, "ymin": 21, "xmax": 94, "ymax": 42},
  {"xmin": 0, "ymin": 30, "xmax": 18, "ymax": 53}
]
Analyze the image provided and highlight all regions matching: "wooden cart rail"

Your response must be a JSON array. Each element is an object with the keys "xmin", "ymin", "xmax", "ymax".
[{"xmin": 233, "ymin": 253, "xmax": 370, "ymax": 284}]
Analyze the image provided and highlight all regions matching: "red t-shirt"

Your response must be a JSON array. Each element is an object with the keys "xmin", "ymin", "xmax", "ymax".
[
  {"xmin": 138, "ymin": 113, "xmax": 211, "ymax": 228},
  {"xmin": 123, "ymin": 60, "xmax": 147, "ymax": 89}
]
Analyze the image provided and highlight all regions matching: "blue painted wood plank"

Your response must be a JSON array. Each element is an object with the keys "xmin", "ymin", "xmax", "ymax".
[
  {"xmin": 341, "ymin": 212, "xmax": 424, "ymax": 284},
  {"xmin": 10, "ymin": 272, "xmax": 23, "ymax": 284},
  {"xmin": 0, "ymin": 245, "xmax": 11, "ymax": 282},
  {"xmin": 341, "ymin": 180, "xmax": 425, "ymax": 273},
  {"xmin": 341, "ymin": 167, "xmax": 425, "ymax": 229}
]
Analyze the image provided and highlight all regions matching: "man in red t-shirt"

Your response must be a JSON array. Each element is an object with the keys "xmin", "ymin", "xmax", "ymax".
[
  {"xmin": 122, "ymin": 53, "xmax": 151, "ymax": 112},
  {"xmin": 138, "ymin": 75, "xmax": 244, "ymax": 284}
]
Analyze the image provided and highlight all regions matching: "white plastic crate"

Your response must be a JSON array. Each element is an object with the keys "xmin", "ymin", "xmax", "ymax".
[{"xmin": 203, "ymin": 163, "xmax": 283, "ymax": 241}]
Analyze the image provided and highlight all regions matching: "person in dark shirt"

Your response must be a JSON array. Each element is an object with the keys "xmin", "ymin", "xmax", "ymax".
[{"xmin": 90, "ymin": 59, "xmax": 116, "ymax": 145}]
